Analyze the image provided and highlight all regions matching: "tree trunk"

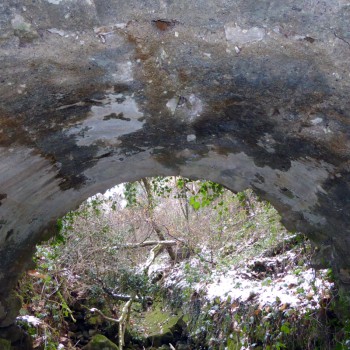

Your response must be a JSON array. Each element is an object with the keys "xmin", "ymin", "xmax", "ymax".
[{"xmin": 141, "ymin": 178, "xmax": 176, "ymax": 261}]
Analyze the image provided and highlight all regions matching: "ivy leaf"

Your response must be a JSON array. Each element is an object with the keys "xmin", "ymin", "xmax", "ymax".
[{"xmin": 189, "ymin": 196, "xmax": 201, "ymax": 210}]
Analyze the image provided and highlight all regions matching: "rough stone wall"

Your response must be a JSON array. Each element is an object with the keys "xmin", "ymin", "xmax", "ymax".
[{"xmin": 0, "ymin": 0, "xmax": 349, "ymax": 333}]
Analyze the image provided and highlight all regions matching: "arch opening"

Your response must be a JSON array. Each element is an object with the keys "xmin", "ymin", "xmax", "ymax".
[
  {"xmin": 1, "ymin": 0, "xmax": 350, "ymax": 346},
  {"xmin": 15, "ymin": 177, "xmax": 338, "ymax": 349}
]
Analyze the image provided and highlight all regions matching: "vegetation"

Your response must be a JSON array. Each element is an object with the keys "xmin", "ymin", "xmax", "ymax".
[{"xmin": 16, "ymin": 177, "xmax": 350, "ymax": 349}]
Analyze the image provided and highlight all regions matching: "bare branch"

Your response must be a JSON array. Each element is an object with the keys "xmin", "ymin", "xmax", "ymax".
[
  {"xmin": 112, "ymin": 240, "xmax": 177, "ymax": 249},
  {"xmin": 89, "ymin": 307, "xmax": 119, "ymax": 324},
  {"xmin": 89, "ymin": 297, "xmax": 134, "ymax": 350},
  {"xmin": 144, "ymin": 243, "xmax": 165, "ymax": 274}
]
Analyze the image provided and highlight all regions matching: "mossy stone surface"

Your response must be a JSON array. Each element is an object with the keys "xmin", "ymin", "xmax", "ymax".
[
  {"xmin": 83, "ymin": 334, "xmax": 119, "ymax": 350},
  {"xmin": 140, "ymin": 304, "xmax": 181, "ymax": 336},
  {"xmin": 0, "ymin": 338, "xmax": 11, "ymax": 350}
]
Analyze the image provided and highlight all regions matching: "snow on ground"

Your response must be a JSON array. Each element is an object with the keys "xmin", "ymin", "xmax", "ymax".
[
  {"xmin": 201, "ymin": 267, "xmax": 331, "ymax": 310},
  {"xmin": 161, "ymin": 247, "xmax": 333, "ymax": 313},
  {"xmin": 87, "ymin": 183, "xmax": 127, "ymax": 210},
  {"xmin": 17, "ymin": 315, "xmax": 42, "ymax": 326}
]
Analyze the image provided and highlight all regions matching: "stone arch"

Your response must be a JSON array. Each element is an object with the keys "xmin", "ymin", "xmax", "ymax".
[{"xmin": 0, "ymin": 0, "xmax": 349, "ymax": 339}]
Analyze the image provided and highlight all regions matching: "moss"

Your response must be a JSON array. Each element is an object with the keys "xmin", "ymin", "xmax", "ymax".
[
  {"xmin": 147, "ymin": 331, "xmax": 173, "ymax": 347},
  {"xmin": 83, "ymin": 334, "xmax": 119, "ymax": 350},
  {"xmin": 0, "ymin": 338, "xmax": 11, "ymax": 350},
  {"xmin": 140, "ymin": 304, "xmax": 187, "ymax": 348},
  {"xmin": 227, "ymin": 337, "xmax": 241, "ymax": 350},
  {"xmin": 331, "ymin": 286, "xmax": 350, "ymax": 322},
  {"xmin": 139, "ymin": 304, "xmax": 181, "ymax": 336},
  {"xmin": 1, "ymin": 291, "xmax": 22, "ymax": 327},
  {"xmin": 86, "ymin": 315, "xmax": 103, "ymax": 326}
]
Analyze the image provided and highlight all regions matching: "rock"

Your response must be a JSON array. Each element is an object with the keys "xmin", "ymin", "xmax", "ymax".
[
  {"xmin": 83, "ymin": 330, "xmax": 89, "ymax": 338},
  {"xmin": 176, "ymin": 341, "xmax": 191, "ymax": 350},
  {"xmin": 157, "ymin": 345, "xmax": 171, "ymax": 350},
  {"xmin": 0, "ymin": 0, "xmax": 350, "ymax": 338},
  {"xmin": 0, "ymin": 292, "xmax": 22, "ymax": 327},
  {"xmin": 0, "ymin": 338, "xmax": 11, "ymax": 350},
  {"xmin": 86, "ymin": 314, "xmax": 103, "ymax": 326},
  {"xmin": 146, "ymin": 316, "xmax": 187, "ymax": 347},
  {"xmin": 147, "ymin": 331, "xmax": 174, "ymax": 348},
  {"xmin": 83, "ymin": 334, "xmax": 119, "ymax": 350},
  {"xmin": 0, "ymin": 325, "xmax": 32, "ymax": 350},
  {"xmin": 11, "ymin": 14, "xmax": 39, "ymax": 44},
  {"xmin": 89, "ymin": 329, "xmax": 98, "ymax": 337}
]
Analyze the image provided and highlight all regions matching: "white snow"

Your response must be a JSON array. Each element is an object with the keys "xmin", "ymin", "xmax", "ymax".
[
  {"xmin": 17, "ymin": 315, "xmax": 42, "ymax": 326},
  {"xmin": 162, "ymin": 248, "xmax": 333, "ymax": 313}
]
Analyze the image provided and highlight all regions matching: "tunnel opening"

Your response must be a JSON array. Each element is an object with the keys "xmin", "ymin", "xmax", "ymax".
[{"xmin": 13, "ymin": 176, "xmax": 344, "ymax": 350}]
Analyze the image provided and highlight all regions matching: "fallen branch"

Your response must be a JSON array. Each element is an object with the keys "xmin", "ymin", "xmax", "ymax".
[
  {"xmin": 143, "ymin": 243, "xmax": 164, "ymax": 274},
  {"xmin": 113, "ymin": 240, "xmax": 177, "ymax": 249},
  {"xmin": 89, "ymin": 307, "xmax": 119, "ymax": 324}
]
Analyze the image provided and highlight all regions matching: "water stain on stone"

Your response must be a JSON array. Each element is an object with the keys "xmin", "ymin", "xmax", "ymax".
[
  {"xmin": 272, "ymin": 108, "xmax": 280, "ymax": 116},
  {"xmin": 96, "ymin": 151, "xmax": 113, "ymax": 159},
  {"xmin": 37, "ymin": 131, "xmax": 100, "ymax": 191},
  {"xmin": 113, "ymin": 84, "xmax": 131, "ymax": 94},
  {"xmin": 280, "ymin": 187, "xmax": 295, "ymax": 199},
  {"xmin": 0, "ymin": 113, "xmax": 31, "ymax": 147},
  {"xmin": 103, "ymin": 112, "xmax": 130, "ymax": 121},
  {"xmin": 152, "ymin": 19, "xmax": 177, "ymax": 31},
  {"xmin": 57, "ymin": 174, "xmax": 88, "ymax": 191},
  {"xmin": 0, "ymin": 193, "xmax": 7, "ymax": 207},
  {"xmin": 5, "ymin": 229, "xmax": 14, "ymax": 241},
  {"xmin": 0, "ymin": 220, "xmax": 7, "ymax": 231},
  {"xmin": 255, "ymin": 174, "xmax": 265, "ymax": 184},
  {"xmin": 304, "ymin": 36, "xmax": 315, "ymax": 43}
]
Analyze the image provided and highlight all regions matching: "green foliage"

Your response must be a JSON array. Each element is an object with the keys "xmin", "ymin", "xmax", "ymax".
[
  {"xmin": 151, "ymin": 176, "xmax": 172, "ymax": 198},
  {"xmin": 118, "ymin": 269, "xmax": 153, "ymax": 298},
  {"xmin": 184, "ymin": 277, "xmax": 350, "ymax": 350},
  {"xmin": 86, "ymin": 334, "xmax": 119, "ymax": 349},
  {"xmin": 57, "ymin": 291, "xmax": 76, "ymax": 322},
  {"xmin": 17, "ymin": 268, "xmax": 67, "ymax": 348},
  {"xmin": 177, "ymin": 179, "xmax": 224, "ymax": 211},
  {"xmin": 124, "ymin": 182, "xmax": 138, "ymax": 207},
  {"xmin": 0, "ymin": 339, "xmax": 11, "ymax": 350},
  {"xmin": 280, "ymin": 322, "xmax": 291, "ymax": 335},
  {"xmin": 262, "ymin": 277, "xmax": 273, "ymax": 287}
]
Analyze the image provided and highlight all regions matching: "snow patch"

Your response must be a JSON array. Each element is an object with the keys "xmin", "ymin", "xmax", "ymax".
[
  {"xmin": 17, "ymin": 315, "xmax": 42, "ymax": 326},
  {"xmin": 163, "ymin": 249, "xmax": 333, "ymax": 313}
]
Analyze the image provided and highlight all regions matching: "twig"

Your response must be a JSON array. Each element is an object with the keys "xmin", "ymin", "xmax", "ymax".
[
  {"xmin": 88, "ymin": 307, "xmax": 119, "ymax": 324},
  {"xmin": 161, "ymin": 225, "xmax": 186, "ymax": 244}
]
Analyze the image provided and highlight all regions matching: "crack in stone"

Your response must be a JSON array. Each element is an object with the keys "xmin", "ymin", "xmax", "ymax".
[{"xmin": 334, "ymin": 31, "xmax": 350, "ymax": 48}]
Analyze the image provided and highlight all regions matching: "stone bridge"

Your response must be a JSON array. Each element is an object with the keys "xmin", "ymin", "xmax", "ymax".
[{"xmin": 0, "ymin": 0, "xmax": 349, "ymax": 345}]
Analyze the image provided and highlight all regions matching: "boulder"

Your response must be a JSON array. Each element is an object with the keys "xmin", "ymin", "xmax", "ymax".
[{"xmin": 83, "ymin": 334, "xmax": 119, "ymax": 350}]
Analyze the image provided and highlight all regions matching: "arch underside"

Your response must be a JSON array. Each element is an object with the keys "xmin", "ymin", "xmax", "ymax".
[{"xmin": 0, "ymin": 0, "xmax": 349, "ymax": 330}]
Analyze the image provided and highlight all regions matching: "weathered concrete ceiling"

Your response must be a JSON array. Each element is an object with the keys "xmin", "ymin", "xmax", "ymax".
[{"xmin": 0, "ymin": 0, "xmax": 349, "ymax": 333}]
